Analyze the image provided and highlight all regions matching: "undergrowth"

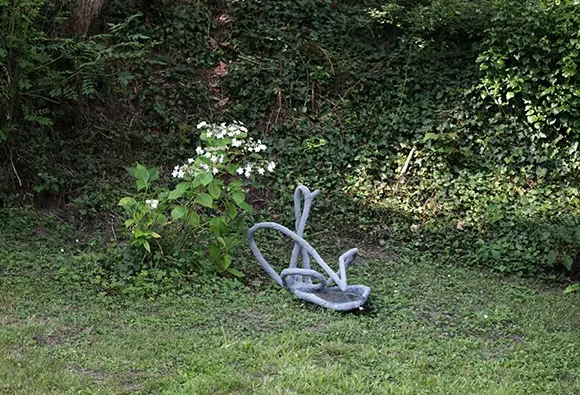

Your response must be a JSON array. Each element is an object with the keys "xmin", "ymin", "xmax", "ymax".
[{"xmin": 1, "ymin": 0, "xmax": 580, "ymax": 283}]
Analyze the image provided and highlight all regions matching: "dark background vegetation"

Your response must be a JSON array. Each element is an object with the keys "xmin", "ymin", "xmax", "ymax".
[{"xmin": 2, "ymin": 0, "xmax": 580, "ymax": 282}]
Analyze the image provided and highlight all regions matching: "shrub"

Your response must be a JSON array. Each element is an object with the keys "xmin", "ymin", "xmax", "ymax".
[{"xmin": 118, "ymin": 121, "xmax": 275, "ymax": 277}]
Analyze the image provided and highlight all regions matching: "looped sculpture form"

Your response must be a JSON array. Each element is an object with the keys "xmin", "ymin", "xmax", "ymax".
[{"xmin": 247, "ymin": 186, "xmax": 371, "ymax": 311}]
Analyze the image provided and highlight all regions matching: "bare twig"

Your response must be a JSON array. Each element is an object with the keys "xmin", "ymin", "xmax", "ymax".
[
  {"xmin": 316, "ymin": 45, "xmax": 335, "ymax": 75},
  {"xmin": 10, "ymin": 151, "xmax": 22, "ymax": 187},
  {"xmin": 110, "ymin": 215, "xmax": 118, "ymax": 242},
  {"xmin": 398, "ymin": 145, "xmax": 416, "ymax": 179}
]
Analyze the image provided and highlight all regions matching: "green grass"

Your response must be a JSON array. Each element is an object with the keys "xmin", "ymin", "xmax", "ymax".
[{"xmin": 1, "ymin": 212, "xmax": 580, "ymax": 394}]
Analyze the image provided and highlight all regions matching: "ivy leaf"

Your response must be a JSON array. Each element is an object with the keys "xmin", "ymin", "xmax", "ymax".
[
  {"xmin": 423, "ymin": 133, "xmax": 439, "ymax": 142},
  {"xmin": 196, "ymin": 193, "xmax": 214, "ymax": 208},
  {"xmin": 564, "ymin": 283, "xmax": 580, "ymax": 294},
  {"xmin": 562, "ymin": 255, "xmax": 573, "ymax": 271},
  {"xmin": 547, "ymin": 250, "xmax": 557, "ymax": 265}
]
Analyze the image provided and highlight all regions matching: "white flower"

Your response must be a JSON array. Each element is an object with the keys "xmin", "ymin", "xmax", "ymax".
[
  {"xmin": 258, "ymin": 144, "xmax": 267, "ymax": 151},
  {"xmin": 267, "ymin": 161, "xmax": 276, "ymax": 172},
  {"xmin": 483, "ymin": 315, "xmax": 488, "ymax": 319},
  {"xmin": 75, "ymin": 239, "xmax": 79, "ymax": 243},
  {"xmin": 197, "ymin": 121, "xmax": 208, "ymax": 129},
  {"xmin": 210, "ymin": 155, "xmax": 219, "ymax": 163},
  {"xmin": 145, "ymin": 199, "xmax": 159, "ymax": 209},
  {"xmin": 232, "ymin": 138, "xmax": 242, "ymax": 147},
  {"xmin": 195, "ymin": 146, "xmax": 204, "ymax": 155},
  {"xmin": 172, "ymin": 166, "xmax": 182, "ymax": 178},
  {"xmin": 236, "ymin": 167, "xmax": 244, "ymax": 175},
  {"xmin": 205, "ymin": 152, "xmax": 212, "ymax": 158},
  {"xmin": 219, "ymin": 155, "xmax": 225, "ymax": 163},
  {"xmin": 60, "ymin": 248, "xmax": 64, "ymax": 252},
  {"xmin": 206, "ymin": 131, "xmax": 213, "ymax": 138},
  {"xmin": 212, "ymin": 167, "xmax": 219, "ymax": 175},
  {"xmin": 244, "ymin": 170, "xmax": 251, "ymax": 178},
  {"xmin": 200, "ymin": 163, "xmax": 210, "ymax": 171},
  {"xmin": 257, "ymin": 167, "xmax": 265, "ymax": 175},
  {"xmin": 240, "ymin": 126, "xmax": 248, "ymax": 132},
  {"xmin": 187, "ymin": 158, "xmax": 194, "ymax": 164}
]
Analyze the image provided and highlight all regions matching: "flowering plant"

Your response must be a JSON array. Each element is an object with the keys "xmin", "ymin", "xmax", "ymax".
[{"xmin": 118, "ymin": 121, "xmax": 275, "ymax": 276}]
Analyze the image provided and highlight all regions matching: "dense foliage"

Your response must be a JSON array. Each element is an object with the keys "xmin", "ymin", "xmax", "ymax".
[{"xmin": 1, "ymin": 0, "xmax": 580, "ymax": 284}]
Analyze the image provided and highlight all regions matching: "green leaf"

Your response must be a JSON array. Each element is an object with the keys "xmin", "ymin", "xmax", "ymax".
[
  {"xmin": 148, "ymin": 167, "xmax": 159, "ymax": 182},
  {"xmin": 423, "ymin": 133, "xmax": 439, "ymax": 142},
  {"xmin": 154, "ymin": 213, "xmax": 169, "ymax": 225},
  {"xmin": 143, "ymin": 240, "xmax": 151, "ymax": 253},
  {"xmin": 562, "ymin": 255, "xmax": 573, "ymax": 271},
  {"xmin": 124, "ymin": 219, "xmax": 134, "ymax": 228},
  {"xmin": 136, "ymin": 180, "xmax": 147, "ymax": 191},
  {"xmin": 229, "ymin": 180, "xmax": 243, "ymax": 189},
  {"xmin": 564, "ymin": 283, "xmax": 580, "ymax": 294},
  {"xmin": 237, "ymin": 201, "xmax": 253, "ymax": 213},
  {"xmin": 196, "ymin": 193, "xmax": 214, "ymax": 208},
  {"xmin": 547, "ymin": 250, "xmax": 557, "ymax": 265},
  {"xmin": 232, "ymin": 190, "xmax": 245, "ymax": 204},
  {"xmin": 134, "ymin": 164, "xmax": 150, "ymax": 183},
  {"xmin": 198, "ymin": 172, "xmax": 213, "ymax": 186},
  {"xmin": 223, "ymin": 254, "xmax": 233, "ymax": 268},
  {"xmin": 208, "ymin": 183, "xmax": 221, "ymax": 199},
  {"xmin": 171, "ymin": 206, "xmax": 188, "ymax": 220},
  {"xmin": 188, "ymin": 211, "xmax": 200, "ymax": 227},
  {"xmin": 226, "ymin": 202, "xmax": 237, "ymax": 219},
  {"xmin": 118, "ymin": 197, "xmax": 137, "ymax": 208},
  {"xmin": 209, "ymin": 216, "xmax": 228, "ymax": 237},
  {"xmin": 227, "ymin": 268, "xmax": 244, "ymax": 278},
  {"xmin": 209, "ymin": 243, "xmax": 221, "ymax": 264},
  {"xmin": 169, "ymin": 182, "xmax": 190, "ymax": 200}
]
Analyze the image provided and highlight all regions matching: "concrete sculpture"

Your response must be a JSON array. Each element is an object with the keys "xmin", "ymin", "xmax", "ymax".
[{"xmin": 247, "ymin": 185, "xmax": 371, "ymax": 311}]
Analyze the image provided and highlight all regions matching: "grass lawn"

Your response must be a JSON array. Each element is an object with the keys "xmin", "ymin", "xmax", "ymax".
[{"xmin": 1, "ymin": 214, "xmax": 580, "ymax": 394}]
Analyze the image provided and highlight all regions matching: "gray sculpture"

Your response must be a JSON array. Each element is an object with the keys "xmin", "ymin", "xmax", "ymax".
[{"xmin": 247, "ymin": 185, "xmax": 371, "ymax": 311}]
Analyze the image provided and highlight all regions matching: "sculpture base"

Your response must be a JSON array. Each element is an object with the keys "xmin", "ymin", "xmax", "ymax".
[{"xmin": 292, "ymin": 285, "xmax": 371, "ymax": 312}]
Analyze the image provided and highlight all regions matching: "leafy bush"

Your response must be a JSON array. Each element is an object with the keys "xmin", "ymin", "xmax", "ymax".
[
  {"xmin": 478, "ymin": 0, "xmax": 580, "ymax": 178},
  {"xmin": 118, "ymin": 121, "xmax": 275, "ymax": 277}
]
